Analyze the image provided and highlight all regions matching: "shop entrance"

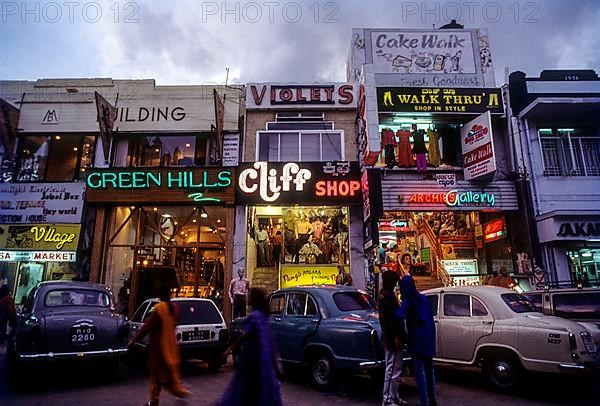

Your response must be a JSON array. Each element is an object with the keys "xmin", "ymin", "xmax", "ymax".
[{"xmin": 567, "ymin": 248, "xmax": 600, "ymax": 287}]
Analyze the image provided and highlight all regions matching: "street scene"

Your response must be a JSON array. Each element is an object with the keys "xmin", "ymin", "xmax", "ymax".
[{"xmin": 1, "ymin": 1, "xmax": 600, "ymax": 405}]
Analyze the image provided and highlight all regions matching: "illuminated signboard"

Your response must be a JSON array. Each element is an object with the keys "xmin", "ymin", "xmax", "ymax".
[
  {"xmin": 377, "ymin": 87, "xmax": 504, "ymax": 114},
  {"xmin": 403, "ymin": 190, "xmax": 495, "ymax": 207},
  {"xmin": 0, "ymin": 250, "xmax": 76, "ymax": 262},
  {"xmin": 85, "ymin": 168, "xmax": 234, "ymax": 204},
  {"xmin": 379, "ymin": 219, "xmax": 410, "ymax": 232},
  {"xmin": 484, "ymin": 218, "xmax": 506, "ymax": 242},
  {"xmin": 0, "ymin": 224, "xmax": 80, "ymax": 251},
  {"xmin": 280, "ymin": 265, "xmax": 345, "ymax": 288},
  {"xmin": 236, "ymin": 161, "xmax": 361, "ymax": 205},
  {"xmin": 442, "ymin": 259, "xmax": 478, "ymax": 275}
]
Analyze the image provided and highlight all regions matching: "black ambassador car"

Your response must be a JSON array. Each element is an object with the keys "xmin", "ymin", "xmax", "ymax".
[
  {"xmin": 7, "ymin": 281, "xmax": 128, "ymax": 372},
  {"xmin": 128, "ymin": 298, "xmax": 228, "ymax": 371},
  {"xmin": 229, "ymin": 285, "xmax": 385, "ymax": 389}
]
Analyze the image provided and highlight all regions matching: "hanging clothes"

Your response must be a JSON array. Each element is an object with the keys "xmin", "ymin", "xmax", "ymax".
[
  {"xmin": 412, "ymin": 129, "xmax": 428, "ymax": 172},
  {"xmin": 396, "ymin": 130, "xmax": 415, "ymax": 168},
  {"xmin": 381, "ymin": 128, "xmax": 397, "ymax": 169},
  {"xmin": 427, "ymin": 129, "xmax": 441, "ymax": 167}
]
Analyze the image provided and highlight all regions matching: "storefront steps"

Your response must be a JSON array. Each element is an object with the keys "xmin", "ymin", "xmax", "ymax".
[
  {"xmin": 412, "ymin": 275, "xmax": 444, "ymax": 292},
  {"xmin": 251, "ymin": 267, "xmax": 280, "ymax": 294}
]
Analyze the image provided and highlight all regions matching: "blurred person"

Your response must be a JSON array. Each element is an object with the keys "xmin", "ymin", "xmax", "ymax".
[
  {"xmin": 128, "ymin": 286, "xmax": 189, "ymax": 406},
  {"xmin": 0, "ymin": 285, "xmax": 16, "ymax": 345},
  {"xmin": 255, "ymin": 224, "xmax": 270, "ymax": 267},
  {"xmin": 397, "ymin": 253, "xmax": 412, "ymax": 277},
  {"xmin": 378, "ymin": 272, "xmax": 408, "ymax": 406},
  {"xmin": 229, "ymin": 268, "xmax": 250, "ymax": 319},
  {"xmin": 336, "ymin": 265, "xmax": 353, "ymax": 286},
  {"xmin": 218, "ymin": 287, "xmax": 282, "ymax": 406},
  {"xmin": 271, "ymin": 231, "xmax": 282, "ymax": 266},
  {"xmin": 396, "ymin": 275, "xmax": 437, "ymax": 406}
]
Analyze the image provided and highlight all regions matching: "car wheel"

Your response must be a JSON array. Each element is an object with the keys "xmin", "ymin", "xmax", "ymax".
[
  {"xmin": 484, "ymin": 355, "xmax": 521, "ymax": 390},
  {"xmin": 311, "ymin": 352, "xmax": 335, "ymax": 390}
]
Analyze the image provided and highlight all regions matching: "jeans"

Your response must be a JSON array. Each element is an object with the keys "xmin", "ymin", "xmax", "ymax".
[
  {"xmin": 412, "ymin": 356, "xmax": 436, "ymax": 406},
  {"xmin": 382, "ymin": 348, "xmax": 404, "ymax": 403}
]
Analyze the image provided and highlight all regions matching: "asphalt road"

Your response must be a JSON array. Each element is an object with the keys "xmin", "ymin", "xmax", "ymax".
[{"xmin": 0, "ymin": 352, "xmax": 598, "ymax": 406}]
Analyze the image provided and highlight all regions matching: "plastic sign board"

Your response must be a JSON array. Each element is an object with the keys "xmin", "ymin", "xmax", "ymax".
[
  {"xmin": 442, "ymin": 259, "xmax": 478, "ymax": 275},
  {"xmin": 484, "ymin": 218, "xmax": 507, "ymax": 242},
  {"xmin": 0, "ymin": 224, "xmax": 80, "ymax": 251},
  {"xmin": 462, "ymin": 111, "xmax": 497, "ymax": 180},
  {"xmin": 280, "ymin": 265, "xmax": 345, "ymax": 288},
  {"xmin": 0, "ymin": 250, "xmax": 76, "ymax": 262}
]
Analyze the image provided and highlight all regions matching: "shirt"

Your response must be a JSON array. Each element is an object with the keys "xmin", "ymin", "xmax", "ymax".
[
  {"xmin": 229, "ymin": 277, "xmax": 250, "ymax": 296},
  {"xmin": 255, "ymin": 229, "xmax": 268, "ymax": 242}
]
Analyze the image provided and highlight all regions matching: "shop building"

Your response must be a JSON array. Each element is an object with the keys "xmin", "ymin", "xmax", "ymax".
[
  {"xmin": 508, "ymin": 70, "xmax": 600, "ymax": 287},
  {"xmin": 234, "ymin": 83, "xmax": 364, "ymax": 294},
  {"xmin": 349, "ymin": 26, "xmax": 529, "ymax": 288}
]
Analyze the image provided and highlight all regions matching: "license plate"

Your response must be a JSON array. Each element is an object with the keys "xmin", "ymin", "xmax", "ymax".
[
  {"xmin": 71, "ymin": 325, "xmax": 97, "ymax": 344},
  {"xmin": 182, "ymin": 330, "xmax": 209, "ymax": 342}
]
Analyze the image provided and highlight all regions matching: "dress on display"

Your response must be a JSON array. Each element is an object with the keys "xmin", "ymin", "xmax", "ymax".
[
  {"xmin": 427, "ymin": 130, "xmax": 441, "ymax": 167},
  {"xmin": 396, "ymin": 130, "xmax": 415, "ymax": 167},
  {"xmin": 381, "ymin": 128, "xmax": 397, "ymax": 168},
  {"xmin": 412, "ymin": 129, "xmax": 428, "ymax": 172}
]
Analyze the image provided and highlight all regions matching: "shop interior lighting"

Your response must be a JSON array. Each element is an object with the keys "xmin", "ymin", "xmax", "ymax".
[
  {"xmin": 582, "ymin": 251, "xmax": 593, "ymax": 257},
  {"xmin": 200, "ymin": 212, "xmax": 208, "ymax": 218},
  {"xmin": 216, "ymin": 219, "xmax": 221, "ymax": 223},
  {"xmin": 192, "ymin": 219, "xmax": 197, "ymax": 223},
  {"xmin": 73, "ymin": 147, "xmax": 78, "ymax": 151},
  {"xmin": 185, "ymin": 143, "xmax": 191, "ymax": 147},
  {"xmin": 130, "ymin": 206, "xmax": 135, "ymax": 210},
  {"xmin": 153, "ymin": 207, "xmax": 158, "ymax": 211}
]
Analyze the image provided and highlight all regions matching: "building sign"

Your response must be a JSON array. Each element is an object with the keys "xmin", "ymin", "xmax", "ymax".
[
  {"xmin": 0, "ymin": 224, "xmax": 81, "ymax": 251},
  {"xmin": 379, "ymin": 219, "xmax": 410, "ymax": 232},
  {"xmin": 222, "ymin": 133, "xmax": 240, "ymax": 167},
  {"xmin": 85, "ymin": 168, "xmax": 234, "ymax": 205},
  {"xmin": 280, "ymin": 265, "xmax": 344, "ymax": 288},
  {"xmin": 402, "ymin": 190, "xmax": 496, "ymax": 207},
  {"xmin": 557, "ymin": 222, "xmax": 600, "ymax": 238},
  {"xmin": 0, "ymin": 250, "xmax": 76, "ymax": 262},
  {"xmin": 246, "ymin": 83, "xmax": 356, "ymax": 109},
  {"xmin": 462, "ymin": 111, "xmax": 496, "ymax": 180},
  {"xmin": 435, "ymin": 173, "xmax": 456, "ymax": 188},
  {"xmin": 484, "ymin": 218, "xmax": 506, "ymax": 242},
  {"xmin": 441, "ymin": 259, "xmax": 478, "ymax": 276},
  {"xmin": 0, "ymin": 183, "xmax": 85, "ymax": 224},
  {"xmin": 377, "ymin": 87, "xmax": 503, "ymax": 114},
  {"xmin": 236, "ymin": 161, "xmax": 361, "ymax": 205}
]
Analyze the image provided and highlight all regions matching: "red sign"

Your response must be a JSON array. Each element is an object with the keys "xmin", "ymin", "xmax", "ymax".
[
  {"xmin": 315, "ymin": 180, "xmax": 361, "ymax": 197},
  {"xmin": 484, "ymin": 218, "xmax": 506, "ymax": 242}
]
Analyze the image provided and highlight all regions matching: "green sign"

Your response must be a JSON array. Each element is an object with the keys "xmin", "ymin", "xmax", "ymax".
[{"xmin": 420, "ymin": 247, "xmax": 431, "ymax": 262}]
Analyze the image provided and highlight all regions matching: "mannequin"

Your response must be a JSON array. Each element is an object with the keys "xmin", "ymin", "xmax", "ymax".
[
  {"xmin": 283, "ymin": 209, "xmax": 298, "ymax": 263},
  {"xmin": 295, "ymin": 214, "xmax": 313, "ymax": 263},
  {"xmin": 381, "ymin": 128, "xmax": 397, "ymax": 169},
  {"xmin": 427, "ymin": 126, "xmax": 441, "ymax": 167},
  {"xmin": 411, "ymin": 124, "xmax": 428, "ymax": 172},
  {"xmin": 229, "ymin": 268, "xmax": 250, "ymax": 318},
  {"xmin": 396, "ymin": 128, "xmax": 414, "ymax": 168}
]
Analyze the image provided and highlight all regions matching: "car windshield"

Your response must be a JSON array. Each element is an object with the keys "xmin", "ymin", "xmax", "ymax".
[
  {"xmin": 177, "ymin": 301, "xmax": 223, "ymax": 325},
  {"xmin": 501, "ymin": 293, "xmax": 539, "ymax": 314},
  {"xmin": 45, "ymin": 289, "xmax": 111, "ymax": 307},
  {"xmin": 333, "ymin": 292, "xmax": 375, "ymax": 312},
  {"xmin": 553, "ymin": 292, "xmax": 600, "ymax": 320}
]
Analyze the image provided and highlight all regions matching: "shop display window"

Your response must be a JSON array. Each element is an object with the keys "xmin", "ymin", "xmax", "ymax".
[
  {"xmin": 257, "ymin": 131, "xmax": 344, "ymax": 162},
  {"xmin": 123, "ymin": 134, "xmax": 212, "ymax": 167},
  {"xmin": 377, "ymin": 121, "xmax": 463, "ymax": 170},
  {"xmin": 567, "ymin": 249, "xmax": 600, "ymax": 287},
  {"xmin": 539, "ymin": 128, "xmax": 600, "ymax": 177}
]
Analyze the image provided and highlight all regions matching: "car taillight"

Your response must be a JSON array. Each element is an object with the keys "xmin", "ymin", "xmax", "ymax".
[{"xmin": 581, "ymin": 332, "xmax": 598, "ymax": 354}]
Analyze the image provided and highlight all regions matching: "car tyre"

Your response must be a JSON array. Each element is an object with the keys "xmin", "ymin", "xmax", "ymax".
[
  {"xmin": 483, "ymin": 354, "xmax": 521, "ymax": 391},
  {"xmin": 310, "ymin": 352, "xmax": 335, "ymax": 390}
]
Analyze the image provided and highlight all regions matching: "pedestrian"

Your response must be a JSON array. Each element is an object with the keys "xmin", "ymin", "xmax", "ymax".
[
  {"xmin": 396, "ymin": 275, "xmax": 437, "ymax": 406},
  {"xmin": 397, "ymin": 253, "xmax": 412, "ymax": 277},
  {"xmin": 128, "ymin": 286, "xmax": 189, "ymax": 406},
  {"xmin": 0, "ymin": 285, "xmax": 16, "ymax": 345},
  {"xmin": 218, "ymin": 287, "xmax": 282, "ymax": 406},
  {"xmin": 229, "ymin": 268, "xmax": 250, "ymax": 319},
  {"xmin": 272, "ymin": 231, "xmax": 282, "ymax": 266},
  {"xmin": 378, "ymin": 271, "xmax": 408, "ymax": 406}
]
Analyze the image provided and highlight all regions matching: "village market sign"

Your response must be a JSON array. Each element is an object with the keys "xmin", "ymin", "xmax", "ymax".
[{"xmin": 86, "ymin": 169, "xmax": 232, "ymax": 203}]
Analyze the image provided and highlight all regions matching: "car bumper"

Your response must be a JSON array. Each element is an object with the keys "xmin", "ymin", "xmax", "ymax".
[
  {"xmin": 18, "ymin": 348, "xmax": 128, "ymax": 360},
  {"xmin": 558, "ymin": 360, "xmax": 599, "ymax": 373},
  {"xmin": 179, "ymin": 342, "xmax": 227, "ymax": 359},
  {"xmin": 359, "ymin": 360, "xmax": 385, "ymax": 369}
]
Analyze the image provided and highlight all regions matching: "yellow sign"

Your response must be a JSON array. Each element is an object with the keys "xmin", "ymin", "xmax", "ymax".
[
  {"xmin": 0, "ymin": 224, "xmax": 81, "ymax": 251},
  {"xmin": 280, "ymin": 265, "xmax": 347, "ymax": 288}
]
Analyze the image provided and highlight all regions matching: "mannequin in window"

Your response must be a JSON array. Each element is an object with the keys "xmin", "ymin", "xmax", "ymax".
[
  {"xmin": 336, "ymin": 224, "xmax": 349, "ymax": 265},
  {"xmin": 396, "ymin": 128, "xmax": 414, "ymax": 168},
  {"xmin": 411, "ymin": 124, "xmax": 428, "ymax": 172},
  {"xmin": 427, "ymin": 126, "xmax": 441, "ymax": 167},
  {"xmin": 295, "ymin": 214, "xmax": 313, "ymax": 263},
  {"xmin": 381, "ymin": 128, "xmax": 398, "ymax": 169},
  {"xmin": 283, "ymin": 210, "xmax": 298, "ymax": 264}
]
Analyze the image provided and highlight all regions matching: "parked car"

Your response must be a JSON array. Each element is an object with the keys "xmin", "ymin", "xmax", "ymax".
[
  {"xmin": 7, "ymin": 281, "xmax": 128, "ymax": 371},
  {"xmin": 523, "ymin": 287, "xmax": 600, "ymax": 347},
  {"xmin": 128, "ymin": 298, "xmax": 228, "ymax": 371},
  {"xmin": 423, "ymin": 286, "xmax": 600, "ymax": 390},
  {"xmin": 229, "ymin": 285, "xmax": 384, "ymax": 389}
]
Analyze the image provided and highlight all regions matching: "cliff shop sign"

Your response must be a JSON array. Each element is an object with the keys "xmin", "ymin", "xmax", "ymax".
[
  {"xmin": 236, "ymin": 161, "xmax": 361, "ymax": 205},
  {"xmin": 377, "ymin": 87, "xmax": 504, "ymax": 114},
  {"xmin": 246, "ymin": 83, "xmax": 356, "ymax": 109},
  {"xmin": 557, "ymin": 222, "xmax": 600, "ymax": 238}
]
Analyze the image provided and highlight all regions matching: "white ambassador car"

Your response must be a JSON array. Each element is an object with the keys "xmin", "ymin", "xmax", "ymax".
[{"xmin": 423, "ymin": 286, "xmax": 599, "ymax": 390}]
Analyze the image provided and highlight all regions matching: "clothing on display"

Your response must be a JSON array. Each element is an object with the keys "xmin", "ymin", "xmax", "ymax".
[
  {"xmin": 412, "ymin": 128, "xmax": 428, "ymax": 172},
  {"xmin": 396, "ymin": 130, "xmax": 415, "ymax": 168},
  {"xmin": 382, "ymin": 128, "xmax": 397, "ymax": 169},
  {"xmin": 427, "ymin": 130, "xmax": 441, "ymax": 167}
]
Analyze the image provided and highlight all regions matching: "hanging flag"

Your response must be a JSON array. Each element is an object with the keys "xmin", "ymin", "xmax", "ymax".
[
  {"xmin": 94, "ymin": 91, "xmax": 117, "ymax": 163},
  {"xmin": 213, "ymin": 89, "xmax": 225, "ymax": 162}
]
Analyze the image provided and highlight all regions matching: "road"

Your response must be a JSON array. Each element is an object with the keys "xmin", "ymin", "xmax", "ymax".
[{"xmin": 0, "ymin": 352, "xmax": 598, "ymax": 405}]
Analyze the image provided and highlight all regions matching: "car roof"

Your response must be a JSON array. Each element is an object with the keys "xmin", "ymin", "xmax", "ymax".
[
  {"xmin": 273, "ymin": 285, "xmax": 362, "ymax": 295},
  {"xmin": 37, "ymin": 281, "xmax": 111, "ymax": 291},
  {"xmin": 145, "ymin": 297, "xmax": 216, "ymax": 303}
]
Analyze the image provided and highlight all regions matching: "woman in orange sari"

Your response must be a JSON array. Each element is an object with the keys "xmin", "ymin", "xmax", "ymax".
[{"xmin": 129, "ymin": 287, "xmax": 189, "ymax": 406}]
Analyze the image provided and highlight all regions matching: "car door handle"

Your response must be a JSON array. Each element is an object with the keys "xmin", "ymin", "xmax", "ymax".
[{"xmin": 482, "ymin": 321, "xmax": 493, "ymax": 325}]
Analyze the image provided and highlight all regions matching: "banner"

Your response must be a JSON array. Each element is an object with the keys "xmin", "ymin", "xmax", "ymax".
[
  {"xmin": 280, "ymin": 265, "xmax": 345, "ymax": 288},
  {"xmin": 461, "ymin": 111, "xmax": 497, "ymax": 180},
  {"xmin": 0, "ymin": 183, "xmax": 85, "ymax": 224},
  {"xmin": 0, "ymin": 224, "xmax": 81, "ymax": 251},
  {"xmin": 94, "ymin": 91, "xmax": 117, "ymax": 162}
]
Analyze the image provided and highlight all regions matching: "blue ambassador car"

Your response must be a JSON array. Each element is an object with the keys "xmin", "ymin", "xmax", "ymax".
[{"xmin": 230, "ymin": 285, "xmax": 384, "ymax": 389}]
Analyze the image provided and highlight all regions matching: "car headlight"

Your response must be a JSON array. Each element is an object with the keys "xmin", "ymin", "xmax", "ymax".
[{"xmin": 580, "ymin": 332, "xmax": 598, "ymax": 354}]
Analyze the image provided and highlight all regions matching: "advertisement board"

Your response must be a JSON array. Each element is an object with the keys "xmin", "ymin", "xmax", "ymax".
[
  {"xmin": 280, "ymin": 265, "xmax": 345, "ymax": 288},
  {"xmin": 441, "ymin": 259, "xmax": 478, "ymax": 275},
  {"xmin": 0, "ymin": 224, "xmax": 81, "ymax": 252},
  {"xmin": 461, "ymin": 111, "xmax": 496, "ymax": 180}
]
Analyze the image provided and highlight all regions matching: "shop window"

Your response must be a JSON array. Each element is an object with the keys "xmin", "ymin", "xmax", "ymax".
[
  {"xmin": 16, "ymin": 135, "xmax": 48, "ymax": 181},
  {"xmin": 443, "ymin": 294, "xmax": 470, "ymax": 317},
  {"xmin": 539, "ymin": 129, "xmax": 600, "ymax": 177},
  {"xmin": 471, "ymin": 297, "xmax": 488, "ymax": 316},
  {"xmin": 124, "ymin": 134, "xmax": 209, "ymax": 167},
  {"xmin": 287, "ymin": 292, "xmax": 307, "ymax": 315},
  {"xmin": 257, "ymin": 131, "xmax": 344, "ymax": 162}
]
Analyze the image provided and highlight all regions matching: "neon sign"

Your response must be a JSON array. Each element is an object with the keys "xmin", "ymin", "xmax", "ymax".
[
  {"xmin": 484, "ymin": 218, "xmax": 506, "ymax": 242},
  {"xmin": 238, "ymin": 162, "xmax": 312, "ymax": 203},
  {"xmin": 315, "ymin": 180, "xmax": 361, "ymax": 197},
  {"xmin": 406, "ymin": 190, "xmax": 495, "ymax": 207}
]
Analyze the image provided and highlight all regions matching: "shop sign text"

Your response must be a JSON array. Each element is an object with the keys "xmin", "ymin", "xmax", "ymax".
[
  {"xmin": 557, "ymin": 223, "xmax": 600, "ymax": 238},
  {"xmin": 404, "ymin": 190, "xmax": 495, "ymax": 207},
  {"xmin": 484, "ymin": 218, "xmax": 506, "ymax": 242},
  {"xmin": 248, "ymin": 84, "xmax": 354, "ymax": 108},
  {"xmin": 0, "ymin": 250, "xmax": 76, "ymax": 262}
]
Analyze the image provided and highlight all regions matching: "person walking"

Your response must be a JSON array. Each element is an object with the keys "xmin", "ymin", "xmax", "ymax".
[
  {"xmin": 128, "ymin": 286, "xmax": 189, "ymax": 406},
  {"xmin": 378, "ymin": 272, "xmax": 408, "ymax": 406},
  {"xmin": 396, "ymin": 275, "xmax": 437, "ymax": 406},
  {"xmin": 218, "ymin": 287, "xmax": 282, "ymax": 406},
  {"xmin": 229, "ymin": 268, "xmax": 250, "ymax": 319},
  {"xmin": 0, "ymin": 285, "xmax": 16, "ymax": 345}
]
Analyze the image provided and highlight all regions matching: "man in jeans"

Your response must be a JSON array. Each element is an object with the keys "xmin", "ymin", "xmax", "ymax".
[{"xmin": 378, "ymin": 271, "xmax": 408, "ymax": 406}]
